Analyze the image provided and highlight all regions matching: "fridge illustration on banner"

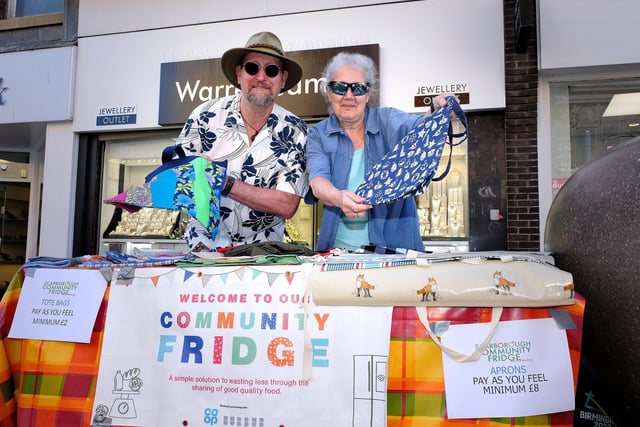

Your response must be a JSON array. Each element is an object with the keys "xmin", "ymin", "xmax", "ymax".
[{"xmin": 353, "ymin": 354, "xmax": 387, "ymax": 426}]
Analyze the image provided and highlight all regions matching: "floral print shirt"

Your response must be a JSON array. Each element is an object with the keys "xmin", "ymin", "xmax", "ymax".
[{"xmin": 175, "ymin": 94, "xmax": 309, "ymax": 250}]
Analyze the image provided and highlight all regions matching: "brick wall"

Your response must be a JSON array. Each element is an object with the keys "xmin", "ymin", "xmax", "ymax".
[{"xmin": 503, "ymin": 0, "xmax": 540, "ymax": 251}]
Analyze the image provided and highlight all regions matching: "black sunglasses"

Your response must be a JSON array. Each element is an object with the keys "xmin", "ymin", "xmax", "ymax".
[
  {"xmin": 242, "ymin": 61, "xmax": 282, "ymax": 78},
  {"xmin": 327, "ymin": 81, "xmax": 371, "ymax": 96}
]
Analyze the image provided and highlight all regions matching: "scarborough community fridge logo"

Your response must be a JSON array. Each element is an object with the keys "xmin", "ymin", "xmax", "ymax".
[{"xmin": 471, "ymin": 340, "xmax": 545, "ymax": 395}]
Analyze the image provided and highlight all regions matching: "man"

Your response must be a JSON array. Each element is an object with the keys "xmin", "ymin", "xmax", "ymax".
[{"xmin": 175, "ymin": 32, "xmax": 308, "ymax": 251}]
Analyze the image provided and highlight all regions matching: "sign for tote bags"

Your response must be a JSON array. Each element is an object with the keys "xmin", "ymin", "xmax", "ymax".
[
  {"xmin": 91, "ymin": 264, "xmax": 392, "ymax": 427},
  {"xmin": 441, "ymin": 318, "xmax": 575, "ymax": 418},
  {"xmin": 8, "ymin": 268, "xmax": 107, "ymax": 343}
]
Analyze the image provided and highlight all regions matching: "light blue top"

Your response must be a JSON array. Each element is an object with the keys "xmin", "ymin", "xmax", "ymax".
[
  {"xmin": 334, "ymin": 148, "xmax": 369, "ymax": 250},
  {"xmin": 307, "ymin": 106, "xmax": 425, "ymax": 252}
]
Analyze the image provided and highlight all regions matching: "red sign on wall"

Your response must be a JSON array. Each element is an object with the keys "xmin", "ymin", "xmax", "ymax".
[{"xmin": 552, "ymin": 178, "xmax": 568, "ymax": 198}]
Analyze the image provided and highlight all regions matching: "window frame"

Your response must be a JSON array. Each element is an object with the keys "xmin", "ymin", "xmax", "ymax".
[{"xmin": 538, "ymin": 66, "xmax": 640, "ymax": 249}]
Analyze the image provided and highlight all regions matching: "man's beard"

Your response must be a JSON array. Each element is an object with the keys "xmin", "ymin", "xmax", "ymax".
[{"xmin": 246, "ymin": 91, "xmax": 276, "ymax": 107}]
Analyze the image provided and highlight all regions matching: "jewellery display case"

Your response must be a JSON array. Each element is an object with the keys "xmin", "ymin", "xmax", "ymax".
[
  {"xmin": 99, "ymin": 133, "xmax": 316, "ymax": 255},
  {"xmin": 418, "ymin": 119, "xmax": 469, "ymax": 251},
  {"xmin": 99, "ymin": 133, "xmax": 191, "ymax": 255}
]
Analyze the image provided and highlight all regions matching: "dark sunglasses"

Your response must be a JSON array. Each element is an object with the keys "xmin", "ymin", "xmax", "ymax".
[
  {"xmin": 242, "ymin": 61, "xmax": 282, "ymax": 78},
  {"xmin": 327, "ymin": 81, "xmax": 371, "ymax": 96}
]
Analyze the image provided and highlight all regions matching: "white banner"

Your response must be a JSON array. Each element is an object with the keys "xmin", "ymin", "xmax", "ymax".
[{"xmin": 91, "ymin": 264, "xmax": 392, "ymax": 427}]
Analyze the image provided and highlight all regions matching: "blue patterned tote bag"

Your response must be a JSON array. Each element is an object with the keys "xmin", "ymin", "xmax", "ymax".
[
  {"xmin": 356, "ymin": 96, "xmax": 467, "ymax": 205},
  {"xmin": 104, "ymin": 145, "xmax": 227, "ymax": 239}
]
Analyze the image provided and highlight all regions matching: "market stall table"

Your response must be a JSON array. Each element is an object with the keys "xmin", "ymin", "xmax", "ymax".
[{"xmin": 0, "ymin": 257, "xmax": 585, "ymax": 427}]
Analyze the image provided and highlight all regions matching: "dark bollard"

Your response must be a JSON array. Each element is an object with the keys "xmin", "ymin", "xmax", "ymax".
[{"xmin": 545, "ymin": 136, "xmax": 640, "ymax": 426}]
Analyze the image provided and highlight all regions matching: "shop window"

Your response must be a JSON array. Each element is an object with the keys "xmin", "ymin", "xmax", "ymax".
[
  {"xmin": 99, "ymin": 131, "xmax": 318, "ymax": 254},
  {"xmin": 3, "ymin": 0, "xmax": 62, "ymax": 19},
  {"xmin": 99, "ymin": 133, "xmax": 185, "ymax": 255},
  {"xmin": 0, "ymin": 151, "xmax": 30, "ymax": 288},
  {"xmin": 0, "ymin": 181, "xmax": 29, "ymax": 263},
  {"xmin": 549, "ymin": 78, "xmax": 640, "ymax": 197}
]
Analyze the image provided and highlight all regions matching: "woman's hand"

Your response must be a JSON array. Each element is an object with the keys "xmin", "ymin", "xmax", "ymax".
[
  {"xmin": 310, "ymin": 176, "xmax": 372, "ymax": 218},
  {"xmin": 335, "ymin": 190, "xmax": 372, "ymax": 219},
  {"xmin": 428, "ymin": 92, "xmax": 460, "ymax": 118}
]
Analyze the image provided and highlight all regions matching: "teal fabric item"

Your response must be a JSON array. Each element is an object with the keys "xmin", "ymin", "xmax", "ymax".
[
  {"xmin": 104, "ymin": 145, "xmax": 227, "ymax": 238},
  {"xmin": 355, "ymin": 96, "xmax": 467, "ymax": 205}
]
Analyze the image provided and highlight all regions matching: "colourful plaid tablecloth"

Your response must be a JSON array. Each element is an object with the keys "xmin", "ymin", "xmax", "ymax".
[
  {"xmin": 0, "ymin": 268, "xmax": 585, "ymax": 427},
  {"xmin": 0, "ymin": 269, "xmax": 109, "ymax": 427},
  {"xmin": 387, "ymin": 298, "xmax": 585, "ymax": 427}
]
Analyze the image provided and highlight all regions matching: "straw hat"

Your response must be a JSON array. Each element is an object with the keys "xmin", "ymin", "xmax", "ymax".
[{"xmin": 221, "ymin": 32, "xmax": 303, "ymax": 92}]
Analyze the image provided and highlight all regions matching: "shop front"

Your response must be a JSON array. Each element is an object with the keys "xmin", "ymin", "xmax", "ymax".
[{"xmin": 71, "ymin": 0, "xmax": 507, "ymax": 256}]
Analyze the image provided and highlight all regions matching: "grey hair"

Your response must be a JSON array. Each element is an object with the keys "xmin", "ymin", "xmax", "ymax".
[{"xmin": 320, "ymin": 52, "xmax": 379, "ymax": 105}]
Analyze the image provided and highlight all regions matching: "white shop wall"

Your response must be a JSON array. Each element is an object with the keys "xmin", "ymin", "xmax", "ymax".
[
  {"xmin": 73, "ymin": 0, "xmax": 505, "ymax": 133},
  {"xmin": 0, "ymin": 47, "xmax": 75, "ymax": 124},
  {"xmin": 77, "ymin": 0, "xmax": 409, "ymax": 36},
  {"xmin": 539, "ymin": 0, "xmax": 640, "ymax": 71}
]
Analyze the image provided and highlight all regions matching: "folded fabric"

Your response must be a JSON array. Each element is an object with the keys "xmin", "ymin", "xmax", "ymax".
[
  {"xmin": 356, "ymin": 96, "xmax": 468, "ymax": 205},
  {"xmin": 20, "ymin": 256, "xmax": 84, "ymax": 269},
  {"xmin": 178, "ymin": 254, "xmax": 305, "ymax": 266},
  {"xmin": 222, "ymin": 241, "xmax": 317, "ymax": 257},
  {"xmin": 104, "ymin": 145, "xmax": 226, "ymax": 239}
]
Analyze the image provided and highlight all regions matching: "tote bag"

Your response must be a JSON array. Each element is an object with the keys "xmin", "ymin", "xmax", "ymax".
[
  {"xmin": 104, "ymin": 145, "xmax": 226, "ymax": 239},
  {"xmin": 387, "ymin": 300, "xmax": 585, "ymax": 426}
]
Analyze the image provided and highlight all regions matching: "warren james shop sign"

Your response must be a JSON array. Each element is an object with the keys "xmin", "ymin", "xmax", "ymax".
[{"xmin": 157, "ymin": 44, "xmax": 380, "ymax": 126}]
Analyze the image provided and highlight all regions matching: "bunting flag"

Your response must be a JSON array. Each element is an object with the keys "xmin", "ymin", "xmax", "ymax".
[
  {"xmin": 201, "ymin": 274, "xmax": 214, "ymax": 288},
  {"xmin": 266, "ymin": 272, "xmax": 279, "ymax": 287},
  {"xmin": 183, "ymin": 270, "xmax": 195, "ymax": 282},
  {"xmin": 113, "ymin": 266, "xmax": 301, "ymax": 290},
  {"xmin": 219, "ymin": 272, "xmax": 230, "ymax": 284},
  {"xmin": 285, "ymin": 271, "xmax": 295, "ymax": 285}
]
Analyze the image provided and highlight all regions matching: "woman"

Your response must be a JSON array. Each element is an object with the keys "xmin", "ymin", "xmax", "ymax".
[{"xmin": 307, "ymin": 52, "xmax": 447, "ymax": 252}]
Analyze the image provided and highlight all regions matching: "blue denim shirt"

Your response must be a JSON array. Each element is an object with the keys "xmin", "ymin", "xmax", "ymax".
[{"xmin": 307, "ymin": 106, "xmax": 425, "ymax": 252}]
